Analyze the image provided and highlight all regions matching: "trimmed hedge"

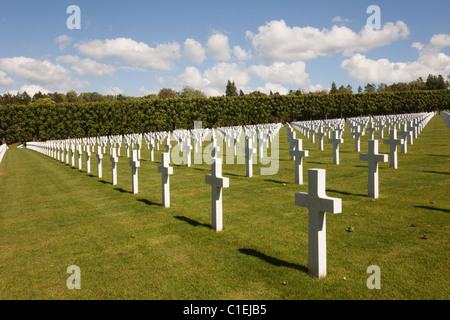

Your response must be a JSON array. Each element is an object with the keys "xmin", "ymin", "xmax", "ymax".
[{"xmin": 1, "ymin": 90, "xmax": 449, "ymax": 144}]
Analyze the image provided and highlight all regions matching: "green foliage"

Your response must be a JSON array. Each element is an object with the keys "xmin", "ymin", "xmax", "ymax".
[{"xmin": 0, "ymin": 90, "xmax": 448, "ymax": 144}]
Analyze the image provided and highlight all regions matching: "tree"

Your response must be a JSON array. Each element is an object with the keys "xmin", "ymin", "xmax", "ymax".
[
  {"xmin": 158, "ymin": 88, "xmax": 177, "ymax": 99},
  {"xmin": 32, "ymin": 91, "xmax": 47, "ymax": 102},
  {"xmin": 225, "ymin": 80, "xmax": 238, "ymax": 97},
  {"xmin": 364, "ymin": 83, "xmax": 376, "ymax": 93},
  {"xmin": 330, "ymin": 82, "xmax": 338, "ymax": 94},
  {"xmin": 357, "ymin": 85, "xmax": 363, "ymax": 93},
  {"xmin": 66, "ymin": 90, "xmax": 78, "ymax": 102},
  {"xmin": 178, "ymin": 86, "xmax": 206, "ymax": 99}
]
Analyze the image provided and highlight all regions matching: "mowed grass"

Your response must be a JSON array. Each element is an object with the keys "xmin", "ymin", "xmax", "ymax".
[{"xmin": 0, "ymin": 115, "xmax": 449, "ymax": 300}]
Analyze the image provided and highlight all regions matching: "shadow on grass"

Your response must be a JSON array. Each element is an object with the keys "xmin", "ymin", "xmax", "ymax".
[
  {"xmin": 223, "ymin": 172, "xmax": 245, "ymax": 177},
  {"xmin": 423, "ymin": 170, "xmax": 450, "ymax": 175},
  {"xmin": 174, "ymin": 216, "xmax": 211, "ymax": 229},
  {"xmin": 326, "ymin": 188, "xmax": 367, "ymax": 197},
  {"xmin": 426, "ymin": 154, "xmax": 450, "ymax": 158},
  {"xmin": 137, "ymin": 198, "xmax": 160, "ymax": 206},
  {"xmin": 114, "ymin": 187, "xmax": 132, "ymax": 194},
  {"xmin": 238, "ymin": 248, "xmax": 308, "ymax": 274},
  {"xmin": 264, "ymin": 179, "xmax": 289, "ymax": 184},
  {"xmin": 414, "ymin": 205, "xmax": 450, "ymax": 214},
  {"xmin": 308, "ymin": 161, "xmax": 326, "ymax": 165}
]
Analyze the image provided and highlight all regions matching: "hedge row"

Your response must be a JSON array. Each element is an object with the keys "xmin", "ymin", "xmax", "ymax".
[{"xmin": 0, "ymin": 90, "xmax": 448, "ymax": 144}]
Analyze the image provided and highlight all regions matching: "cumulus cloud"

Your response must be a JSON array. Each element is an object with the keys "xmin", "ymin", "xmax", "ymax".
[
  {"xmin": 102, "ymin": 86, "xmax": 123, "ymax": 95},
  {"xmin": 56, "ymin": 55, "xmax": 116, "ymax": 76},
  {"xmin": 246, "ymin": 19, "xmax": 410, "ymax": 61},
  {"xmin": 75, "ymin": 37, "xmax": 181, "ymax": 71},
  {"xmin": 0, "ymin": 56, "xmax": 89, "ymax": 92},
  {"xmin": 341, "ymin": 33, "xmax": 450, "ymax": 83},
  {"xmin": 0, "ymin": 70, "xmax": 14, "ymax": 87},
  {"xmin": 341, "ymin": 53, "xmax": 450, "ymax": 83},
  {"xmin": 206, "ymin": 33, "xmax": 232, "ymax": 61},
  {"xmin": 7, "ymin": 84, "xmax": 50, "ymax": 97},
  {"xmin": 183, "ymin": 38, "xmax": 206, "ymax": 64},
  {"xmin": 177, "ymin": 63, "xmax": 250, "ymax": 96},
  {"xmin": 55, "ymin": 34, "xmax": 73, "ymax": 50},
  {"xmin": 249, "ymin": 61, "xmax": 309, "ymax": 86},
  {"xmin": 233, "ymin": 46, "xmax": 251, "ymax": 60}
]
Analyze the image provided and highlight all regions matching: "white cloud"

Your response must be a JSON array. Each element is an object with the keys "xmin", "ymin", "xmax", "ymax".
[
  {"xmin": 0, "ymin": 56, "xmax": 89, "ymax": 92},
  {"xmin": 75, "ymin": 37, "xmax": 181, "ymax": 71},
  {"xmin": 246, "ymin": 19, "xmax": 410, "ymax": 61},
  {"xmin": 342, "ymin": 33, "xmax": 450, "ymax": 84},
  {"xmin": 54, "ymin": 34, "xmax": 72, "ymax": 50},
  {"xmin": 8, "ymin": 84, "xmax": 50, "ymax": 97},
  {"xmin": 233, "ymin": 46, "xmax": 251, "ymax": 60},
  {"xmin": 418, "ymin": 33, "xmax": 450, "ymax": 55},
  {"xmin": 206, "ymin": 33, "xmax": 232, "ymax": 61},
  {"xmin": 341, "ymin": 53, "xmax": 450, "ymax": 83},
  {"xmin": 183, "ymin": 38, "xmax": 206, "ymax": 64},
  {"xmin": 56, "ymin": 55, "xmax": 116, "ymax": 76},
  {"xmin": 0, "ymin": 70, "xmax": 14, "ymax": 87},
  {"xmin": 177, "ymin": 63, "xmax": 250, "ymax": 96},
  {"xmin": 136, "ymin": 86, "xmax": 157, "ymax": 97},
  {"xmin": 249, "ymin": 61, "xmax": 309, "ymax": 86},
  {"xmin": 102, "ymin": 86, "xmax": 123, "ymax": 95}
]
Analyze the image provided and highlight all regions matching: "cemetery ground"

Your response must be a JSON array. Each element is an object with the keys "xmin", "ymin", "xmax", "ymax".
[{"xmin": 0, "ymin": 115, "xmax": 449, "ymax": 300}]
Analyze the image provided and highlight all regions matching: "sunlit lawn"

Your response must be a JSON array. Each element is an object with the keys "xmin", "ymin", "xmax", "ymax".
[{"xmin": 0, "ymin": 114, "xmax": 448, "ymax": 300}]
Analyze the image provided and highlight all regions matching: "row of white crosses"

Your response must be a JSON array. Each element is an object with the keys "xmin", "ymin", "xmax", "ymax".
[{"xmin": 289, "ymin": 113, "xmax": 434, "ymax": 277}]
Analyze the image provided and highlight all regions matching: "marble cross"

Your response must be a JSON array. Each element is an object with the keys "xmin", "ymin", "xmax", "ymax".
[
  {"xmin": 205, "ymin": 157, "xmax": 229, "ymax": 231},
  {"xmin": 383, "ymin": 127, "xmax": 403, "ymax": 169},
  {"xmin": 295, "ymin": 169, "xmax": 342, "ymax": 278},
  {"xmin": 96, "ymin": 145, "xmax": 103, "ymax": 178},
  {"xmin": 129, "ymin": 149, "xmax": 140, "ymax": 194},
  {"xmin": 110, "ymin": 148, "xmax": 118, "ymax": 185},
  {"xmin": 289, "ymin": 138, "xmax": 309, "ymax": 185},
  {"xmin": 328, "ymin": 130, "xmax": 344, "ymax": 165},
  {"xmin": 359, "ymin": 140, "xmax": 388, "ymax": 198},
  {"xmin": 244, "ymin": 137, "xmax": 256, "ymax": 178},
  {"xmin": 158, "ymin": 152, "xmax": 173, "ymax": 207}
]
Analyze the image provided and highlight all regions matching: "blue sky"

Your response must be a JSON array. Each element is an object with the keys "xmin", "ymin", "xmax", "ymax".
[{"xmin": 0, "ymin": 0, "xmax": 449, "ymax": 97}]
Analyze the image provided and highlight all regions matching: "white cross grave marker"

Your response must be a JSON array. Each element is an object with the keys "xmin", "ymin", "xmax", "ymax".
[
  {"xmin": 129, "ymin": 149, "xmax": 140, "ymax": 194},
  {"xmin": 295, "ymin": 169, "xmax": 342, "ymax": 278},
  {"xmin": 158, "ymin": 152, "xmax": 173, "ymax": 207},
  {"xmin": 359, "ymin": 140, "xmax": 388, "ymax": 199},
  {"xmin": 397, "ymin": 123, "xmax": 412, "ymax": 154},
  {"xmin": 383, "ymin": 127, "xmax": 403, "ymax": 169},
  {"xmin": 110, "ymin": 148, "xmax": 118, "ymax": 185},
  {"xmin": 86, "ymin": 148, "xmax": 91, "ymax": 174},
  {"xmin": 289, "ymin": 139, "xmax": 309, "ymax": 185},
  {"xmin": 316, "ymin": 127, "xmax": 326, "ymax": 151},
  {"xmin": 352, "ymin": 126, "xmax": 364, "ymax": 152},
  {"xmin": 328, "ymin": 130, "xmax": 344, "ymax": 165},
  {"xmin": 244, "ymin": 136, "xmax": 256, "ymax": 177},
  {"xmin": 205, "ymin": 157, "xmax": 229, "ymax": 231},
  {"xmin": 77, "ymin": 145, "xmax": 82, "ymax": 170},
  {"xmin": 96, "ymin": 145, "xmax": 103, "ymax": 178}
]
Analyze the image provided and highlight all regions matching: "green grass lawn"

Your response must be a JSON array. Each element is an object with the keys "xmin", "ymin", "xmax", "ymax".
[{"xmin": 0, "ymin": 115, "xmax": 449, "ymax": 300}]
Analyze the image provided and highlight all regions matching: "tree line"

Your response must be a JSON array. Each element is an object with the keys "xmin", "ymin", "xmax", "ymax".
[
  {"xmin": 1, "ymin": 74, "xmax": 447, "ymax": 106},
  {"xmin": 1, "ymin": 89, "xmax": 448, "ymax": 145}
]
